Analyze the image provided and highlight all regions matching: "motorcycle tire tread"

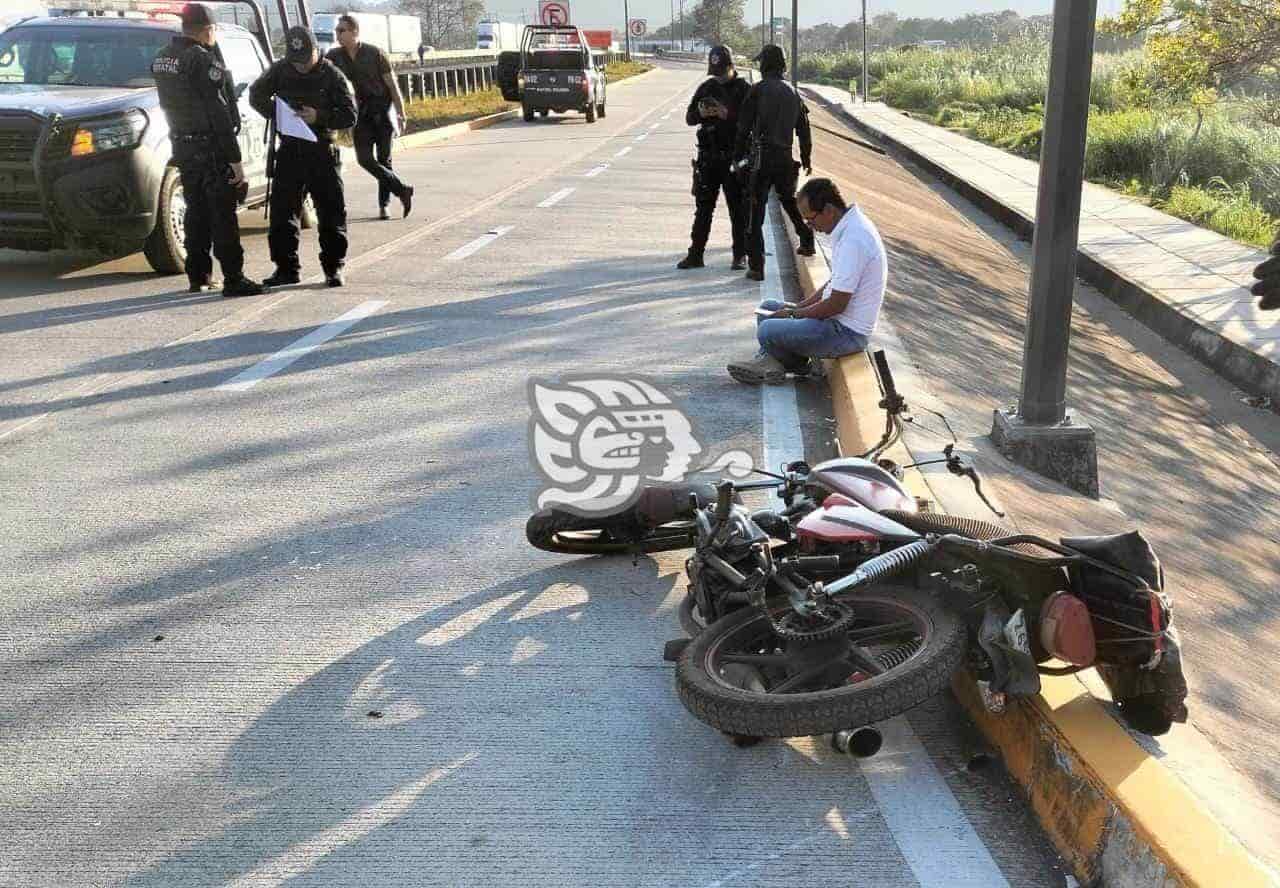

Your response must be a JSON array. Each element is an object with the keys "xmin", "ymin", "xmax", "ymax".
[
  {"xmin": 675, "ymin": 585, "xmax": 966, "ymax": 738},
  {"xmin": 525, "ymin": 507, "xmax": 696, "ymax": 555}
]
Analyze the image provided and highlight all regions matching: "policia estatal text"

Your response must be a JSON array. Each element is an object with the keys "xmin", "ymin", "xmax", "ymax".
[
  {"xmin": 736, "ymin": 44, "xmax": 815, "ymax": 282},
  {"xmin": 677, "ymin": 45, "xmax": 749, "ymax": 271},
  {"xmin": 250, "ymin": 27, "xmax": 357, "ymax": 287},
  {"xmin": 150, "ymin": 3, "xmax": 264, "ymax": 297}
]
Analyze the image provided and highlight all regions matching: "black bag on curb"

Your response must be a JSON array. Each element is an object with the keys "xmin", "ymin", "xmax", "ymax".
[{"xmin": 1062, "ymin": 531, "xmax": 1189, "ymax": 735}]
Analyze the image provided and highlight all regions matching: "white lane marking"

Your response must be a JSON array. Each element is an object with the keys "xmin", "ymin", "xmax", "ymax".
[
  {"xmin": 613, "ymin": 146, "xmax": 633, "ymax": 158},
  {"xmin": 760, "ymin": 208, "xmax": 804, "ymax": 472},
  {"xmin": 217, "ymin": 300, "xmax": 388, "ymax": 393},
  {"xmin": 537, "ymin": 187, "xmax": 575, "ymax": 208},
  {"xmin": 584, "ymin": 164, "xmax": 609, "ymax": 178},
  {"xmin": 443, "ymin": 225, "xmax": 514, "ymax": 262},
  {"xmin": 858, "ymin": 716, "xmax": 1011, "ymax": 887},
  {"xmin": 648, "ymin": 122, "xmax": 660, "ymax": 130},
  {"xmin": 635, "ymin": 133, "xmax": 648, "ymax": 142}
]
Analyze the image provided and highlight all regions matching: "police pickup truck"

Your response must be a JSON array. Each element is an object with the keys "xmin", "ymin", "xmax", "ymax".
[
  {"xmin": 0, "ymin": 1, "xmax": 310, "ymax": 274},
  {"xmin": 497, "ymin": 25, "xmax": 605, "ymax": 124}
]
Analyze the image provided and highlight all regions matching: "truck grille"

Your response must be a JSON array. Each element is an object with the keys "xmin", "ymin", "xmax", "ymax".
[{"xmin": 0, "ymin": 116, "xmax": 40, "ymax": 164}]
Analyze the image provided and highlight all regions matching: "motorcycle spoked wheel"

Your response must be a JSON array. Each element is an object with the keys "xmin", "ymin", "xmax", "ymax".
[
  {"xmin": 525, "ymin": 508, "xmax": 697, "ymax": 555},
  {"xmin": 676, "ymin": 585, "xmax": 965, "ymax": 738}
]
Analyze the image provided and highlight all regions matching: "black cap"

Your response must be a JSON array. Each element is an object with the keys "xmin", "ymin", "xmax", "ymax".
[
  {"xmin": 284, "ymin": 26, "xmax": 317, "ymax": 64},
  {"xmin": 707, "ymin": 45, "xmax": 733, "ymax": 74},
  {"xmin": 753, "ymin": 43, "xmax": 786, "ymax": 72},
  {"xmin": 180, "ymin": 2, "xmax": 214, "ymax": 29}
]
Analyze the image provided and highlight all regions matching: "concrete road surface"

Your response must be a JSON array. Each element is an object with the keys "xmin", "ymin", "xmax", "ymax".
[{"xmin": 1, "ymin": 64, "xmax": 1066, "ymax": 886}]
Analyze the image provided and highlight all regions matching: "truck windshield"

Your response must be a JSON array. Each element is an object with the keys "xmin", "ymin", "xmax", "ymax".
[{"xmin": 0, "ymin": 25, "xmax": 172, "ymax": 88}]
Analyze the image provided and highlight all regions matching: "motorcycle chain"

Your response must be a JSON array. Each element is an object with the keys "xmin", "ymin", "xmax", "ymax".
[{"xmin": 769, "ymin": 601, "xmax": 857, "ymax": 643}]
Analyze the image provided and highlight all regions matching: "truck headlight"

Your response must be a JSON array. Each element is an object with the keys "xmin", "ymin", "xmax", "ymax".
[{"xmin": 70, "ymin": 109, "xmax": 148, "ymax": 157}]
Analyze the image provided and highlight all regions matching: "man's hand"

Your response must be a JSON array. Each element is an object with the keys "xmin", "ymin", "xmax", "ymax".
[
  {"xmin": 227, "ymin": 162, "xmax": 246, "ymax": 186},
  {"xmin": 297, "ymin": 105, "xmax": 318, "ymax": 124},
  {"xmin": 396, "ymin": 108, "xmax": 406, "ymax": 132}
]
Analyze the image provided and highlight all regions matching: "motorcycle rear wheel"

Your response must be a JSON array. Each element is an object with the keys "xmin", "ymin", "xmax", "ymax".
[
  {"xmin": 525, "ymin": 508, "xmax": 697, "ymax": 555},
  {"xmin": 676, "ymin": 585, "xmax": 965, "ymax": 738}
]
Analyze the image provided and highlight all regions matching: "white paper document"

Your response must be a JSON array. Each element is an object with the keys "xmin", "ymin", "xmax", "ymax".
[{"xmin": 275, "ymin": 96, "xmax": 317, "ymax": 142}]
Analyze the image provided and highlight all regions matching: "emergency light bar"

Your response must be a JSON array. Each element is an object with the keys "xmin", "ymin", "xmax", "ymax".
[{"xmin": 47, "ymin": 0, "xmax": 195, "ymax": 15}]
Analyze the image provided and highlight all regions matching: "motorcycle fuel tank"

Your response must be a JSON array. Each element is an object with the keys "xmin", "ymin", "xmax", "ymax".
[
  {"xmin": 808, "ymin": 457, "xmax": 917, "ymax": 514},
  {"xmin": 796, "ymin": 503, "xmax": 922, "ymax": 546}
]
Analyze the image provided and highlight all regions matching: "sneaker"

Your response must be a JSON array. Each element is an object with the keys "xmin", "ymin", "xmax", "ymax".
[
  {"xmin": 727, "ymin": 353, "xmax": 788, "ymax": 385},
  {"xmin": 263, "ymin": 269, "xmax": 301, "ymax": 287},
  {"xmin": 221, "ymin": 276, "xmax": 266, "ymax": 298},
  {"xmin": 745, "ymin": 267, "xmax": 764, "ymax": 282},
  {"xmin": 797, "ymin": 241, "xmax": 816, "ymax": 257},
  {"xmin": 378, "ymin": 206, "xmax": 391, "ymax": 221},
  {"xmin": 400, "ymin": 185, "xmax": 414, "ymax": 219},
  {"xmin": 676, "ymin": 252, "xmax": 704, "ymax": 270},
  {"xmin": 731, "ymin": 255, "xmax": 747, "ymax": 270},
  {"xmin": 187, "ymin": 277, "xmax": 221, "ymax": 293},
  {"xmin": 326, "ymin": 270, "xmax": 345, "ymax": 287}
]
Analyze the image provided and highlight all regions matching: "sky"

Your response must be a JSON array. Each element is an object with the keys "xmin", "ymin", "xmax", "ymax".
[{"xmin": 475, "ymin": 0, "xmax": 1126, "ymax": 33}]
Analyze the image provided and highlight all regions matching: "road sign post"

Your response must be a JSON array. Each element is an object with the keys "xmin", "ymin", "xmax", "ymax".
[
  {"xmin": 538, "ymin": 0, "xmax": 570, "ymax": 26},
  {"xmin": 990, "ymin": 0, "xmax": 1100, "ymax": 498},
  {"xmin": 627, "ymin": 16, "xmax": 645, "ymax": 60}
]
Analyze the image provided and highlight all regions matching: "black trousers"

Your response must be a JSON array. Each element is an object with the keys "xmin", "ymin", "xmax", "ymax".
[
  {"xmin": 746, "ymin": 153, "xmax": 813, "ymax": 271},
  {"xmin": 175, "ymin": 146, "xmax": 244, "ymax": 284},
  {"xmin": 689, "ymin": 156, "xmax": 746, "ymax": 259},
  {"xmin": 268, "ymin": 138, "xmax": 348, "ymax": 275},
  {"xmin": 353, "ymin": 113, "xmax": 407, "ymax": 208}
]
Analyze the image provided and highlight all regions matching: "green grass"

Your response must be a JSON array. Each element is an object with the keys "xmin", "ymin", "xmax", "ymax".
[
  {"xmin": 606, "ymin": 60, "xmax": 653, "ymax": 81},
  {"xmin": 805, "ymin": 41, "xmax": 1280, "ymax": 246},
  {"xmin": 403, "ymin": 87, "xmax": 517, "ymax": 133}
]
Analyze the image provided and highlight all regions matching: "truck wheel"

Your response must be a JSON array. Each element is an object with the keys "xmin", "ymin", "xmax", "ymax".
[
  {"xmin": 585, "ymin": 101, "xmax": 596, "ymax": 123},
  {"xmin": 143, "ymin": 166, "xmax": 185, "ymax": 275},
  {"xmin": 522, "ymin": 102, "xmax": 535, "ymax": 122},
  {"xmin": 300, "ymin": 194, "xmax": 317, "ymax": 230},
  {"xmin": 597, "ymin": 99, "xmax": 606, "ymax": 118}
]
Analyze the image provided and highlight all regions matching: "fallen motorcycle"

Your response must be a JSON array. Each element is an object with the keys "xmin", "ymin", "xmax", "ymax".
[{"xmin": 670, "ymin": 481, "xmax": 1189, "ymax": 738}]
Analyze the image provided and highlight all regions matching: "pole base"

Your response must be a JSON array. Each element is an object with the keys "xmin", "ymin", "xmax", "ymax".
[{"xmin": 989, "ymin": 408, "xmax": 1099, "ymax": 499}]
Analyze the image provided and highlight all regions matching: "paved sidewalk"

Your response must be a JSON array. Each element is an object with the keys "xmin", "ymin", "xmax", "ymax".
[{"xmin": 804, "ymin": 83, "xmax": 1280, "ymax": 403}]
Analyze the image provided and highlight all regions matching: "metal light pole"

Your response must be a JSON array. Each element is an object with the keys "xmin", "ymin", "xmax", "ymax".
[
  {"xmin": 861, "ymin": 0, "xmax": 868, "ymax": 102},
  {"xmin": 990, "ymin": 0, "xmax": 1101, "ymax": 498},
  {"xmin": 769, "ymin": 0, "xmax": 774, "ymax": 44},
  {"xmin": 669, "ymin": 0, "xmax": 674, "ymax": 51},
  {"xmin": 760, "ymin": 0, "xmax": 765, "ymax": 53},
  {"xmin": 789, "ymin": 0, "xmax": 797, "ymax": 88},
  {"xmin": 623, "ymin": 0, "xmax": 631, "ymax": 60},
  {"xmin": 679, "ymin": 0, "xmax": 684, "ymax": 51}
]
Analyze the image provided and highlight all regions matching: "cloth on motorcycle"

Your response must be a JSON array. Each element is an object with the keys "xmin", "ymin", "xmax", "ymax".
[
  {"xmin": 1251, "ymin": 237, "xmax": 1280, "ymax": 310},
  {"xmin": 977, "ymin": 605, "xmax": 1041, "ymax": 696},
  {"xmin": 1096, "ymin": 627, "xmax": 1189, "ymax": 735}
]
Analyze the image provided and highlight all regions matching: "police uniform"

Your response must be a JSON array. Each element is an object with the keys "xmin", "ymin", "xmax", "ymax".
[
  {"xmin": 736, "ymin": 44, "xmax": 815, "ymax": 280},
  {"xmin": 678, "ymin": 46, "xmax": 749, "ymax": 270},
  {"xmin": 150, "ymin": 3, "xmax": 262, "ymax": 296},
  {"xmin": 1252, "ymin": 236, "xmax": 1280, "ymax": 310},
  {"xmin": 250, "ymin": 27, "xmax": 357, "ymax": 286}
]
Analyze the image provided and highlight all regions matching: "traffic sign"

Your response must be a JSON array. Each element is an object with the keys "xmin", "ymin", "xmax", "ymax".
[
  {"xmin": 628, "ymin": 18, "xmax": 647, "ymax": 37},
  {"xmin": 538, "ymin": 0, "xmax": 570, "ymax": 25}
]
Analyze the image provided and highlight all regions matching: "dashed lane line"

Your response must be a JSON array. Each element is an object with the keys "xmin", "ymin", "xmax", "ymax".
[
  {"xmin": 584, "ymin": 164, "xmax": 609, "ymax": 178},
  {"xmin": 613, "ymin": 146, "xmax": 633, "ymax": 158},
  {"xmin": 443, "ymin": 226, "xmax": 515, "ymax": 261},
  {"xmin": 537, "ymin": 187, "xmax": 576, "ymax": 207},
  {"xmin": 216, "ymin": 300, "xmax": 388, "ymax": 393},
  {"xmin": 635, "ymin": 133, "xmax": 648, "ymax": 142}
]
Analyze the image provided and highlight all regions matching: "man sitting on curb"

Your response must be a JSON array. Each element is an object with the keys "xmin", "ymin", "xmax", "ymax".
[{"xmin": 728, "ymin": 178, "xmax": 886, "ymax": 384}]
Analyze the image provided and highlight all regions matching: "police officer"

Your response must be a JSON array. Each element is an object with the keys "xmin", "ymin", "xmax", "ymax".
[
  {"xmin": 249, "ymin": 27, "xmax": 357, "ymax": 287},
  {"xmin": 735, "ymin": 44, "xmax": 815, "ymax": 282},
  {"xmin": 150, "ymin": 3, "xmax": 264, "ymax": 297},
  {"xmin": 677, "ymin": 45, "xmax": 750, "ymax": 271}
]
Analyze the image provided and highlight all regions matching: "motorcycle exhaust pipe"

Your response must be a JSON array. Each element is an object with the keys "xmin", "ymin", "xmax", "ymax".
[{"xmin": 831, "ymin": 726, "xmax": 883, "ymax": 759}]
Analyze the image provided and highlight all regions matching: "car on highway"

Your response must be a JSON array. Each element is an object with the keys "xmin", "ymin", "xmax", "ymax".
[
  {"xmin": 0, "ymin": 4, "xmax": 312, "ymax": 274},
  {"xmin": 497, "ymin": 24, "xmax": 605, "ymax": 124}
]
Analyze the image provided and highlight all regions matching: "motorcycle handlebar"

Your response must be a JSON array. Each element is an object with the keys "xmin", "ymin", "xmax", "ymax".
[
  {"xmin": 714, "ymin": 481, "xmax": 734, "ymax": 523},
  {"xmin": 872, "ymin": 349, "xmax": 900, "ymax": 406}
]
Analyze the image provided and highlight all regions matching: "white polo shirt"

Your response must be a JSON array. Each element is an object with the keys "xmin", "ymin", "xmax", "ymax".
[{"xmin": 822, "ymin": 204, "xmax": 887, "ymax": 336}]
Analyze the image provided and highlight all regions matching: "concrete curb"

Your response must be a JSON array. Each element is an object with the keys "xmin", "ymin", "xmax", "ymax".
[
  {"xmin": 799, "ymin": 88, "xmax": 1280, "ymax": 406},
  {"xmin": 781, "ymin": 219, "xmax": 1277, "ymax": 888}
]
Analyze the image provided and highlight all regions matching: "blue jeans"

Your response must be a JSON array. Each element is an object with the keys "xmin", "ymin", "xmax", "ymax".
[{"xmin": 756, "ymin": 298, "xmax": 869, "ymax": 369}]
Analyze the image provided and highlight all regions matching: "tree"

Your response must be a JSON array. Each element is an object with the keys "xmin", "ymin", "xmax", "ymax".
[
  {"xmin": 397, "ymin": 0, "xmax": 484, "ymax": 49},
  {"xmin": 1104, "ymin": 0, "xmax": 1280, "ymax": 100},
  {"xmin": 689, "ymin": 0, "xmax": 752, "ymax": 49}
]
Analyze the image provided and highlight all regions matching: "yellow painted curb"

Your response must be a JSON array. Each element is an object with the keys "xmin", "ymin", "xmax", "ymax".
[{"xmin": 782, "ymin": 217, "xmax": 1277, "ymax": 888}]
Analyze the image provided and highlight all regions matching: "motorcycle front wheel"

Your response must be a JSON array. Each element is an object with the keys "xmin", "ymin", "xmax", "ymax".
[
  {"xmin": 676, "ymin": 585, "xmax": 965, "ymax": 738},
  {"xmin": 525, "ymin": 507, "xmax": 697, "ymax": 555}
]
